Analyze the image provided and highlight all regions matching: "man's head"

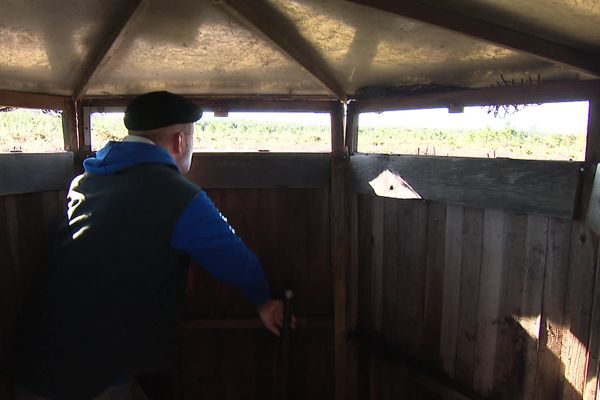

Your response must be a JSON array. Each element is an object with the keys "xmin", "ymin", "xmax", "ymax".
[{"xmin": 124, "ymin": 91, "xmax": 202, "ymax": 174}]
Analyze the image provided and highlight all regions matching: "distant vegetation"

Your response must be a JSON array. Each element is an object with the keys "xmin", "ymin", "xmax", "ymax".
[
  {"xmin": 0, "ymin": 109, "xmax": 585, "ymax": 161},
  {"xmin": 357, "ymin": 125, "xmax": 585, "ymax": 160},
  {"xmin": 0, "ymin": 109, "xmax": 64, "ymax": 152}
]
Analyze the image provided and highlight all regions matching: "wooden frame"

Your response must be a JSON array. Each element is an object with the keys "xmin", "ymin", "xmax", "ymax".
[
  {"xmin": 81, "ymin": 95, "xmax": 335, "ymax": 111},
  {"xmin": 81, "ymin": 98, "xmax": 338, "ymax": 154},
  {"xmin": 351, "ymin": 80, "xmax": 599, "ymax": 113},
  {"xmin": 0, "ymin": 89, "xmax": 76, "ymax": 155},
  {"xmin": 344, "ymin": 80, "xmax": 598, "ymax": 218}
]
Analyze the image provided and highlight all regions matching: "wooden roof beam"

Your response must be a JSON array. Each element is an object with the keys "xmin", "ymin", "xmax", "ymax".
[
  {"xmin": 0, "ymin": 90, "xmax": 66, "ymax": 110},
  {"xmin": 346, "ymin": 0, "xmax": 600, "ymax": 77},
  {"xmin": 217, "ymin": 0, "xmax": 347, "ymax": 101},
  {"xmin": 72, "ymin": 0, "xmax": 148, "ymax": 101}
]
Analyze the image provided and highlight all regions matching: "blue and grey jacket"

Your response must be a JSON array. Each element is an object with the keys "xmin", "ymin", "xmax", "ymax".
[{"xmin": 15, "ymin": 139, "xmax": 270, "ymax": 399}]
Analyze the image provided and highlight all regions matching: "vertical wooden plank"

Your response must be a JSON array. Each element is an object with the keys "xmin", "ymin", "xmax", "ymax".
[
  {"xmin": 585, "ymin": 96, "xmax": 600, "ymax": 168},
  {"xmin": 370, "ymin": 197, "xmax": 385, "ymax": 333},
  {"xmin": 347, "ymin": 192, "xmax": 360, "ymax": 400},
  {"xmin": 398, "ymin": 200, "xmax": 428, "ymax": 354},
  {"xmin": 422, "ymin": 201, "xmax": 446, "ymax": 368},
  {"xmin": 345, "ymin": 102, "xmax": 359, "ymax": 155},
  {"xmin": 493, "ymin": 212, "xmax": 529, "ymax": 398},
  {"xmin": 355, "ymin": 196, "xmax": 371, "ymax": 399},
  {"xmin": 0, "ymin": 196, "xmax": 17, "ymax": 399},
  {"xmin": 62, "ymin": 97, "xmax": 78, "ymax": 152},
  {"xmin": 535, "ymin": 217, "xmax": 572, "ymax": 400},
  {"xmin": 584, "ymin": 246, "xmax": 600, "ymax": 400},
  {"xmin": 580, "ymin": 93, "xmax": 600, "ymax": 219},
  {"xmin": 440, "ymin": 205, "xmax": 464, "ymax": 378},
  {"xmin": 364, "ymin": 196, "xmax": 384, "ymax": 400},
  {"xmin": 585, "ymin": 93, "xmax": 600, "ymax": 400},
  {"xmin": 381, "ymin": 198, "xmax": 401, "ymax": 397},
  {"xmin": 379, "ymin": 198, "xmax": 429, "ymax": 399},
  {"xmin": 473, "ymin": 209, "xmax": 505, "ymax": 395},
  {"xmin": 454, "ymin": 207, "xmax": 483, "ymax": 386},
  {"xmin": 562, "ymin": 222, "xmax": 598, "ymax": 399},
  {"xmin": 520, "ymin": 215, "xmax": 550, "ymax": 400},
  {"xmin": 330, "ymin": 102, "xmax": 349, "ymax": 400}
]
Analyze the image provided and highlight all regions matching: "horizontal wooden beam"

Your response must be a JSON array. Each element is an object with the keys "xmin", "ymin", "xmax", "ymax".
[
  {"xmin": 346, "ymin": 0, "xmax": 600, "ymax": 77},
  {"xmin": 352, "ymin": 80, "xmax": 600, "ymax": 113},
  {"xmin": 349, "ymin": 154, "xmax": 581, "ymax": 218},
  {"xmin": 188, "ymin": 153, "xmax": 331, "ymax": 189},
  {"xmin": 180, "ymin": 316, "xmax": 332, "ymax": 330},
  {"xmin": 83, "ymin": 96, "xmax": 336, "ymax": 112},
  {"xmin": 0, "ymin": 90, "xmax": 66, "ymax": 110},
  {"xmin": 218, "ymin": 0, "xmax": 347, "ymax": 100},
  {"xmin": 349, "ymin": 330, "xmax": 486, "ymax": 400},
  {"xmin": 0, "ymin": 153, "xmax": 74, "ymax": 196},
  {"xmin": 73, "ymin": 0, "xmax": 148, "ymax": 100}
]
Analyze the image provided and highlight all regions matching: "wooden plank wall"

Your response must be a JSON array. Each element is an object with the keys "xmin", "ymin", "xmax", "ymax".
[
  {"xmin": 354, "ymin": 194, "xmax": 600, "ymax": 400},
  {"xmin": 0, "ymin": 190, "xmax": 67, "ymax": 399},
  {"xmin": 182, "ymin": 188, "xmax": 334, "ymax": 400}
]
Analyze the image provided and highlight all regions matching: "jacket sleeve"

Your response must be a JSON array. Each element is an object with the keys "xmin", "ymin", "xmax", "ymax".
[{"xmin": 170, "ymin": 191, "xmax": 270, "ymax": 305}]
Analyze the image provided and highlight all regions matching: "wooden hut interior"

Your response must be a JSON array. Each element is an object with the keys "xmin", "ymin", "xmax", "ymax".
[{"xmin": 1, "ymin": 0, "xmax": 600, "ymax": 398}]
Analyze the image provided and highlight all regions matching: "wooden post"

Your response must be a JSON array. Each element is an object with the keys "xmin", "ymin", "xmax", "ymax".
[
  {"xmin": 577, "ymin": 94, "xmax": 600, "ymax": 220},
  {"xmin": 62, "ymin": 97, "xmax": 78, "ymax": 152},
  {"xmin": 584, "ymin": 95, "xmax": 600, "ymax": 400},
  {"xmin": 330, "ymin": 101, "xmax": 351, "ymax": 399},
  {"xmin": 345, "ymin": 102, "xmax": 359, "ymax": 155}
]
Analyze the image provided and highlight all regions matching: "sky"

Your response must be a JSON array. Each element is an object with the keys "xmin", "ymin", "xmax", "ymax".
[{"xmin": 358, "ymin": 101, "xmax": 589, "ymax": 134}]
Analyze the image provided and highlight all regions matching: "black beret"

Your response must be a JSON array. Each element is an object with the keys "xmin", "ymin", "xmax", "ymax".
[{"xmin": 124, "ymin": 91, "xmax": 202, "ymax": 131}]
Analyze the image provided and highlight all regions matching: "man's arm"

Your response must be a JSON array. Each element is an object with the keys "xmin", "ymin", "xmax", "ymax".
[{"xmin": 170, "ymin": 191, "xmax": 282, "ymax": 333}]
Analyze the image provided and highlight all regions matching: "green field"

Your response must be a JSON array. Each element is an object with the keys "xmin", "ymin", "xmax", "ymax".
[{"xmin": 0, "ymin": 109, "xmax": 586, "ymax": 160}]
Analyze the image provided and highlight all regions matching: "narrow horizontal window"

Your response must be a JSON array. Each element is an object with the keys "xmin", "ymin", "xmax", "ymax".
[
  {"xmin": 194, "ymin": 112, "xmax": 331, "ymax": 153},
  {"xmin": 91, "ymin": 111, "xmax": 331, "ymax": 153},
  {"xmin": 357, "ymin": 101, "xmax": 589, "ymax": 161}
]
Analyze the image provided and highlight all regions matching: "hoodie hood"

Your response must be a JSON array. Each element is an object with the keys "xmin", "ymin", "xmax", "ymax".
[{"xmin": 83, "ymin": 141, "xmax": 179, "ymax": 175}]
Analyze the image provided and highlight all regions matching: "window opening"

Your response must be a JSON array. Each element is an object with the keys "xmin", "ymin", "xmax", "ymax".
[
  {"xmin": 0, "ymin": 107, "xmax": 64, "ymax": 153},
  {"xmin": 357, "ymin": 101, "xmax": 589, "ymax": 161},
  {"xmin": 91, "ymin": 110, "xmax": 332, "ymax": 153}
]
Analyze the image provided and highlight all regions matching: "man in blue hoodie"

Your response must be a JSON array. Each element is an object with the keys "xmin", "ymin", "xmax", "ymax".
[{"xmin": 15, "ymin": 92, "xmax": 283, "ymax": 399}]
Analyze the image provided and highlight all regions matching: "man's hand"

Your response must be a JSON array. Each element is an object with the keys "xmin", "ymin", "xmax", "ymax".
[{"xmin": 257, "ymin": 299, "xmax": 296, "ymax": 336}]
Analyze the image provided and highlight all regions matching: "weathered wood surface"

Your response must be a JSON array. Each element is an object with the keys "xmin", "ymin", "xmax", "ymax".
[
  {"xmin": 0, "ymin": 190, "xmax": 67, "ymax": 400},
  {"xmin": 181, "ymin": 328, "xmax": 333, "ymax": 400},
  {"xmin": 73, "ymin": 0, "xmax": 148, "ymax": 100},
  {"xmin": 0, "ymin": 153, "xmax": 74, "ymax": 196},
  {"xmin": 1, "ymin": 186, "xmax": 333, "ymax": 399},
  {"xmin": 354, "ymin": 194, "xmax": 600, "ymax": 399},
  {"xmin": 184, "ymin": 188, "xmax": 333, "ymax": 398},
  {"xmin": 187, "ymin": 153, "xmax": 330, "ymax": 189},
  {"xmin": 350, "ymin": 154, "xmax": 581, "ymax": 218},
  {"xmin": 218, "ymin": 0, "xmax": 346, "ymax": 100},
  {"xmin": 346, "ymin": 1, "xmax": 600, "ymax": 77},
  {"xmin": 0, "ymin": 90, "xmax": 66, "ymax": 110},
  {"xmin": 185, "ymin": 188, "xmax": 331, "ymax": 317},
  {"xmin": 83, "ymin": 96, "xmax": 335, "ymax": 112}
]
